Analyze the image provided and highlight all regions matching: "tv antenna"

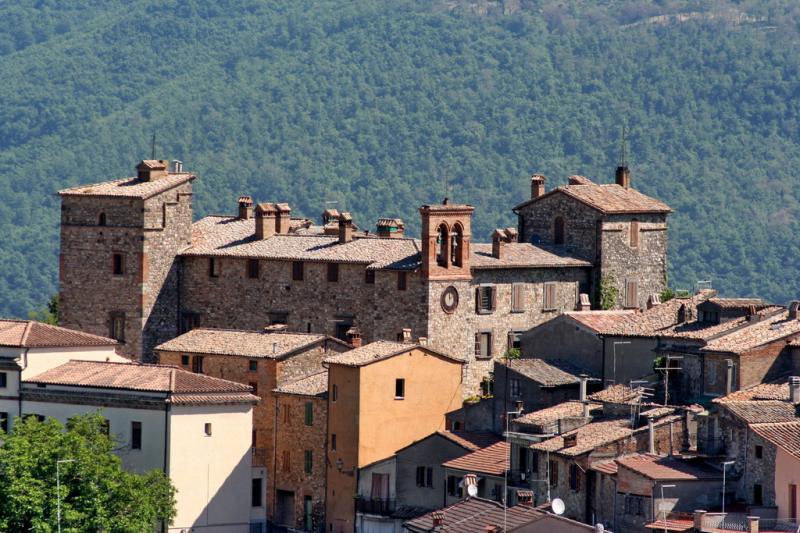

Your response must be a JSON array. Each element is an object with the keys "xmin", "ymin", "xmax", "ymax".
[
  {"xmin": 150, "ymin": 131, "xmax": 156, "ymax": 160},
  {"xmin": 618, "ymin": 125, "xmax": 628, "ymax": 168}
]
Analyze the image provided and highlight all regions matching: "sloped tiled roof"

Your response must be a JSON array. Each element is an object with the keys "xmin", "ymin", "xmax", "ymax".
[
  {"xmin": 273, "ymin": 371, "xmax": 329, "ymax": 397},
  {"xmin": 514, "ymin": 180, "xmax": 671, "ymax": 214},
  {"xmin": 0, "ymin": 319, "xmax": 118, "ymax": 348},
  {"xmin": 716, "ymin": 382, "xmax": 790, "ymax": 403},
  {"xmin": 324, "ymin": 341, "xmax": 463, "ymax": 367},
  {"xmin": 470, "ymin": 243, "xmax": 590, "ymax": 269},
  {"xmin": 597, "ymin": 291, "xmax": 715, "ymax": 337},
  {"xmin": 498, "ymin": 358, "xmax": 593, "ymax": 387},
  {"xmin": 443, "ymin": 441, "xmax": 509, "ymax": 476},
  {"xmin": 721, "ymin": 401, "xmax": 797, "ymax": 424},
  {"xmin": 701, "ymin": 311, "xmax": 800, "ymax": 354},
  {"xmin": 563, "ymin": 311, "xmax": 635, "ymax": 333},
  {"xmin": 616, "ymin": 454, "xmax": 722, "ymax": 481},
  {"xmin": 155, "ymin": 328, "xmax": 337, "ymax": 359},
  {"xmin": 703, "ymin": 298, "xmax": 768, "ymax": 310},
  {"xmin": 403, "ymin": 497, "xmax": 545, "ymax": 533},
  {"xmin": 26, "ymin": 360, "xmax": 258, "ymax": 405},
  {"xmin": 751, "ymin": 422, "xmax": 800, "ymax": 461},
  {"xmin": 513, "ymin": 400, "xmax": 602, "ymax": 428},
  {"xmin": 590, "ymin": 461, "xmax": 619, "ymax": 475},
  {"xmin": 589, "ymin": 384, "xmax": 643, "ymax": 404},
  {"xmin": 437, "ymin": 431, "xmax": 502, "ymax": 452},
  {"xmin": 58, "ymin": 173, "xmax": 194, "ymax": 199}
]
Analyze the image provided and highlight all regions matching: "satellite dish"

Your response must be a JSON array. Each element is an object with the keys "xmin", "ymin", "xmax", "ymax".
[
  {"xmin": 467, "ymin": 484, "xmax": 479, "ymax": 497},
  {"xmin": 551, "ymin": 498, "xmax": 566, "ymax": 515}
]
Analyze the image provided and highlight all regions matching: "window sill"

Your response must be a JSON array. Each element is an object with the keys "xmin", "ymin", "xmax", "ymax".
[
  {"xmin": 394, "ymin": 397, "xmax": 405, "ymax": 400},
  {"xmin": 510, "ymin": 310, "xmax": 525, "ymax": 314},
  {"xmin": 475, "ymin": 356, "xmax": 493, "ymax": 361},
  {"xmin": 477, "ymin": 310, "xmax": 495, "ymax": 315},
  {"xmin": 541, "ymin": 308, "xmax": 557, "ymax": 312}
]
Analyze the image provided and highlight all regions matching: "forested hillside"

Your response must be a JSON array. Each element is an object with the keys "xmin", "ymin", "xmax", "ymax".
[{"xmin": 1, "ymin": 0, "xmax": 799, "ymax": 318}]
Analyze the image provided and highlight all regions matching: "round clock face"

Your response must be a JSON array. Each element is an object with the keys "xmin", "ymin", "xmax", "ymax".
[{"xmin": 441, "ymin": 286, "xmax": 459, "ymax": 313}]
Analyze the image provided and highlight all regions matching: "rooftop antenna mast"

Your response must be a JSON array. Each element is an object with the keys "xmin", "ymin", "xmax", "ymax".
[
  {"xmin": 618, "ymin": 125, "xmax": 628, "ymax": 168},
  {"xmin": 150, "ymin": 131, "xmax": 156, "ymax": 160},
  {"xmin": 442, "ymin": 170, "xmax": 452, "ymax": 203}
]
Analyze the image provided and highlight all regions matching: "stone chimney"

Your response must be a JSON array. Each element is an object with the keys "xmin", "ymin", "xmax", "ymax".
[
  {"xmin": 647, "ymin": 294, "xmax": 662, "ymax": 309},
  {"xmin": 726, "ymin": 360, "xmax": 735, "ymax": 396},
  {"xmin": 648, "ymin": 416, "xmax": 656, "ymax": 454},
  {"xmin": 578, "ymin": 293, "xmax": 591, "ymax": 311},
  {"xmin": 563, "ymin": 433, "xmax": 578, "ymax": 448},
  {"xmin": 789, "ymin": 376, "xmax": 800, "ymax": 404},
  {"xmin": 615, "ymin": 166, "xmax": 631, "ymax": 188},
  {"xmin": 790, "ymin": 301, "xmax": 800, "ymax": 320},
  {"xmin": 255, "ymin": 203, "xmax": 277, "ymax": 240},
  {"xmin": 376, "ymin": 218, "xmax": 405, "ymax": 238},
  {"xmin": 136, "ymin": 160, "xmax": 169, "ymax": 181},
  {"xmin": 579, "ymin": 375, "xmax": 588, "ymax": 402},
  {"xmin": 322, "ymin": 208, "xmax": 340, "ymax": 225},
  {"xmin": 504, "ymin": 227, "xmax": 518, "ymax": 243},
  {"xmin": 338, "ymin": 212, "xmax": 353, "ymax": 244},
  {"xmin": 530, "ymin": 174, "xmax": 546, "ymax": 199},
  {"xmin": 346, "ymin": 327, "xmax": 362, "ymax": 348},
  {"xmin": 398, "ymin": 328, "xmax": 412, "ymax": 343},
  {"xmin": 275, "ymin": 203, "xmax": 292, "ymax": 234},
  {"xmin": 491, "ymin": 229, "xmax": 506, "ymax": 259},
  {"xmin": 238, "ymin": 196, "xmax": 253, "ymax": 220}
]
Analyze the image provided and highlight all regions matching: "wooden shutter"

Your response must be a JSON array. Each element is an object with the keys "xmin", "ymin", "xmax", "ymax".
[
  {"xmin": 543, "ymin": 283, "xmax": 556, "ymax": 310},
  {"xmin": 490, "ymin": 286, "xmax": 497, "ymax": 310},
  {"xmin": 630, "ymin": 220, "xmax": 640, "ymax": 247},
  {"xmin": 512, "ymin": 283, "xmax": 524, "ymax": 312},
  {"xmin": 474, "ymin": 332, "xmax": 481, "ymax": 356},
  {"xmin": 626, "ymin": 280, "xmax": 638, "ymax": 308},
  {"xmin": 475, "ymin": 287, "xmax": 482, "ymax": 313}
]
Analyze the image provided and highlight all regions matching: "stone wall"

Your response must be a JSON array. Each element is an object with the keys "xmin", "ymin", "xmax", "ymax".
[
  {"xmin": 426, "ymin": 266, "xmax": 590, "ymax": 394},
  {"xmin": 395, "ymin": 434, "xmax": 467, "ymax": 511},
  {"xmin": 516, "ymin": 192, "xmax": 600, "ymax": 261},
  {"xmin": 520, "ymin": 315, "xmax": 604, "ymax": 375}
]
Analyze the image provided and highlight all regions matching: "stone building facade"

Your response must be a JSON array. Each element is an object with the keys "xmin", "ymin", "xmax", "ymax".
[{"xmin": 58, "ymin": 161, "xmax": 670, "ymax": 394}]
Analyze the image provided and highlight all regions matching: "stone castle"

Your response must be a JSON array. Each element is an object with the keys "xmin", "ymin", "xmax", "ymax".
[{"xmin": 58, "ymin": 159, "xmax": 670, "ymax": 392}]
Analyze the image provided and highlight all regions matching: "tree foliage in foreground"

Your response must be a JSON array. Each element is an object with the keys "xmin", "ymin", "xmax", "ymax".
[{"xmin": 0, "ymin": 413, "xmax": 176, "ymax": 533}]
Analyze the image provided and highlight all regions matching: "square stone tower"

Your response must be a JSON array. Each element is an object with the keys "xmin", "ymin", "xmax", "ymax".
[{"xmin": 58, "ymin": 160, "xmax": 195, "ymax": 360}]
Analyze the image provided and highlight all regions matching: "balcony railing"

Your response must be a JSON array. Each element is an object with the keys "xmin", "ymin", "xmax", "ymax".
[{"xmin": 356, "ymin": 497, "xmax": 396, "ymax": 516}]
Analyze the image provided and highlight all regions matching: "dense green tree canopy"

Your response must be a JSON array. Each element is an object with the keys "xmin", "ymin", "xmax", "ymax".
[
  {"xmin": 0, "ymin": 413, "xmax": 176, "ymax": 532},
  {"xmin": 1, "ymin": 0, "xmax": 799, "ymax": 317}
]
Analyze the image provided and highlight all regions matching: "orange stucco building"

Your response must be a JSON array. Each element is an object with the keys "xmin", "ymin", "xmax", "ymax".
[{"xmin": 324, "ymin": 341, "xmax": 464, "ymax": 532}]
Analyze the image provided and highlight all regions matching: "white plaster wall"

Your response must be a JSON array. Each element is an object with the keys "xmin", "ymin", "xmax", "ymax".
[
  {"xmin": 22, "ymin": 346, "xmax": 127, "ymax": 379},
  {"xmin": 168, "ymin": 404, "xmax": 253, "ymax": 533}
]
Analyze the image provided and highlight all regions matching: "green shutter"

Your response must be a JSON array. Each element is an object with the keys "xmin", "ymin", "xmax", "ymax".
[{"xmin": 304, "ymin": 402, "xmax": 313, "ymax": 426}]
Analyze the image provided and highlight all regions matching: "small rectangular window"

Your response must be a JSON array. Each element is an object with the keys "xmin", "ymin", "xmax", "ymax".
[
  {"xmin": 247, "ymin": 258, "xmax": 260, "ymax": 279},
  {"xmin": 292, "ymin": 261, "xmax": 304, "ymax": 281},
  {"xmin": 304, "ymin": 402, "xmax": 313, "ymax": 426},
  {"xmin": 395, "ymin": 378, "xmax": 405, "ymax": 399},
  {"xmin": 110, "ymin": 313, "xmax": 125, "ymax": 342},
  {"xmin": 416, "ymin": 466, "xmax": 425, "ymax": 487},
  {"xmin": 755, "ymin": 445, "xmax": 763, "ymax": 459},
  {"xmin": 131, "ymin": 421, "xmax": 142, "ymax": 450},
  {"xmin": 475, "ymin": 332, "xmax": 492, "ymax": 359},
  {"xmin": 112, "ymin": 253, "xmax": 124, "ymax": 275},
  {"xmin": 331, "ymin": 434, "xmax": 337, "ymax": 452},
  {"xmin": 569, "ymin": 464, "xmax": 580, "ymax": 491},
  {"xmin": 249, "ymin": 382, "xmax": 258, "ymax": 395},
  {"xmin": 0, "ymin": 372, "xmax": 6, "ymax": 388},
  {"xmin": 180, "ymin": 355, "xmax": 190, "ymax": 366},
  {"xmin": 192, "ymin": 356, "xmax": 204, "ymax": 374},
  {"xmin": 549, "ymin": 460, "xmax": 558, "ymax": 488},
  {"xmin": 327, "ymin": 263, "xmax": 339, "ymax": 282},
  {"xmin": 249, "ymin": 360, "xmax": 258, "ymax": 372},
  {"xmin": 397, "ymin": 271, "xmax": 407, "ymax": 291},
  {"xmin": 426, "ymin": 467, "xmax": 433, "ymax": 488},
  {"xmin": 754, "ymin": 483, "xmax": 763, "ymax": 505},
  {"xmin": 543, "ymin": 282, "xmax": 557, "ymax": 310},
  {"xmin": 510, "ymin": 378, "xmax": 521, "ymax": 398},
  {"xmin": 209, "ymin": 257, "xmax": 220, "ymax": 278},
  {"xmin": 304, "ymin": 450, "xmax": 313, "ymax": 474},
  {"xmin": 447, "ymin": 475, "xmax": 457, "ymax": 496},
  {"xmin": 204, "ymin": 422, "xmax": 212, "ymax": 436},
  {"xmin": 511, "ymin": 283, "xmax": 525, "ymax": 312},
  {"xmin": 365, "ymin": 270, "xmax": 375, "ymax": 284},
  {"xmin": 332, "ymin": 384, "xmax": 338, "ymax": 402},
  {"xmin": 180, "ymin": 311, "xmax": 200, "ymax": 334},
  {"xmin": 0, "ymin": 412, "xmax": 8, "ymax": 433},
  {"xmin": 252, "ymin": 478, "xmax": 263, "ymax": 507},
  {"xmin": 476, "ymin": 285, "xmax": 496, "ymax": 314}
]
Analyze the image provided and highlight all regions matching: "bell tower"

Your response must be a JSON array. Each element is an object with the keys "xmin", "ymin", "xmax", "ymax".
[{"xmin": 419, "ymin": 200, "xmax": 473, "ymax": 280}]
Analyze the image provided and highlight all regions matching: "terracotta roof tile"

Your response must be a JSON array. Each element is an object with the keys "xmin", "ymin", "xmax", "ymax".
[
  {"xmin": 616, "ymin": 454, "xmax": 722, "ymax": 481},
  {"xmin": 58, "ymin": 172, "xmax": 194, "ymax": 199},
  {"xmin": 589, "ymin": 384, "xmax": 643, "ymax": 404},
  {"xmin": 437, "ymin": 431, "xmax": 502, "ymax": 452},
  {"xmin": 515, "ymin": 181, "xmax": 671, "ymax": 214},
  {"xmin": 701, "ymin": 311, "xmax": 800, "ymax": 354},
  {"xmin": 155, "ymin": 328, "xmax": 336, "ymax": 359},
  {"xmin": 443, "ymin": 441, "xmax": 509, "ymax": 476},
  {"xmin": 324, "ymin": 341, "xmax": 463, "ymax": 367},
  {"xmin": 498, "ymin": 359, "xmax": 595, "ymax": 387},
  {"xmin": 470, "ymin": 243, "xmax": 591, "ymax": 269},
  {"xmin": 716, "ymin": 382, "xmax": 790, "ymax": 402},
  {"xmin": 721, "ymin": 401, "xmax": 796, "ymax": 424},
  {"xmin": 597, "ymin": 292, "xmax": 714, "ymax": 336},
  {"xmin": 751, "ymin": 422, "xmax": 800, "ymax": 461},
  {"xmin": 590, "ymin": 461, "xmax": 619, "ymax": 475},
  {"xmin": 563, "ymin": 311, "xmax": 635, "ymax": 333},
  {"xmin": 26, "ymin": 360, "xmax": 257, "ymax": 405},
  {"xmin": 403, "ymin": 497, "xmax": 545, "ymax": 532},
  {"xmin": 513, "ymin": 400, "xmax": 601, "ymax": 429},
  {"xmin": 184, "ymin": 216, "xmax": 422, "ymax": 270},
  {"xmin": 0, "ymin": 319, "xmax": 118, "ymax": 348},
  {"xmin": 704, "ymin": 298, "xmax": 769, "ymax": 310},
  {"xmin": 273, "ymin": 371, "xmax": 329, "ymax": 397}
]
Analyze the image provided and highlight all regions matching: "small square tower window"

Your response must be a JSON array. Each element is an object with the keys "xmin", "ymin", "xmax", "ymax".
[
  {"xmin": 247, "ymin": 259, "xmax": 260, "ymax": 279},
  {"xmin": 112, "ymin": 253, "xmax": 124, "ymax": 275},
  {"xmin": 249, "ymin": 360, "xmax": 258, "ymax": 372},
  {"xmin": 209, "ymin": 257, "xmax": 220, "ymax": 278},
  {"xmin": 327, "ymin": 263, "xmax": 339, "ymax": 282}
]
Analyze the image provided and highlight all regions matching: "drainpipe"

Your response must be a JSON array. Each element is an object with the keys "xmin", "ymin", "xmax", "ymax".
[
  {"xmin": 725, "ymin": 360, "xmax": 734, "ymax": 396},
  {"xmin": 162, "ymin": 394, "xmax": 171, "ymax": 533}
]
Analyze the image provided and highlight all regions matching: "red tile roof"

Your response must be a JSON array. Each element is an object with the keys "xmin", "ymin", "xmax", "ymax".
[
  {"xmin": 512, "ymin": 400, "xmax": 602, "ymax": 429},
  {"xmin": 751, "ymin": 421, "xmax": 800, "ymax": 462},
  {"xmin": 403, "ymin": 497, "xmax": 545, "ymax": 533},
  {"xmin": 616, "ymin": 454, "xmax": 722, "ymax": 481},
  {"xmin": 443, "ymin": 441, "xmax": 509, "ymax": 476},
  {"xmin": 0, "ymin": 319, "xmax": 118, "ymax": 348},
  {"xmin": 273, "ymin": 371, "xmax": 329, "ymax": 397},
  {"xmin": 563, "ymin": 311, "xmax": 635, "ymax": 333},
  {"xmin": 470, "ymin": 243, "xmax": 591, "ymax": 269},
  {"xmin": 715, "ymin": 381, "xmax": 790, "ymax": 402},
  {"xmin": 514, "ymin": 179, "xmax": 671, "ymax": 214},
  {"xmin": 437, "ymin": 431, "xmax": 502, "ymax": 452},
  {"xmin": 497, "ymin": 359, "xmax": 594, "ymax": 387},
  {"xmin": 589, "ymin": 461, "xmax": 619, "ymax": 475},
  {"xmin": 324, "ymin": 341, "xmax": 463, "ymax": 367},
  {"xmin": 155, "ymin": 328, "xmax": 341, "ymax": 359},
  {"xmin": 701, "ymin": 310, "xmax": 800, "ymax": 354},
  {"xmin": 597, "ymin": 291, "xmax": 715, "ymax": 337},
  {"xmin": 26, "ymin": 360, "xmax": 258, "ymax": 405},
  {"xmin": 59, "ymin": 172, "xmax": 194, "ymax": 199}
]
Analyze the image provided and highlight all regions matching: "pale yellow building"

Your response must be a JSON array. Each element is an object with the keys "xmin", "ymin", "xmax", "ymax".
[{"xmin": 324, "ymin": 341, "xmax": 464, "ymax": 533}]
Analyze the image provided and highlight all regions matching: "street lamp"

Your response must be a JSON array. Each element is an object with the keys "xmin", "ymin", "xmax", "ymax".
[
  {"xmin": 56, "ymin": 458, "xmax": 75, "ymax": 533},
  {"xmin": 660, "ymin": 483, "xmax": 676, "ymax": 533},
  {"xmin": 612, "ymin": 341, "xmax": 631, "ymax": 384},
  {"xmin": 721, "ymin": 461, "xmax": 735, "ymax": 515}
]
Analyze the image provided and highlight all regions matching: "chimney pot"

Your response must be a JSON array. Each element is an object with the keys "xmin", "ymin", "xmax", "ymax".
[
  {"xmin": 398, "ymin": 328, "xmax": 412, "ymax": 343},
  {"xmin": 530, "ymin": 174, "xmax": 546, "ymax": 199},
  {"xmin": 647, "ymin": 294, "xmax": 662, "ymax": 309},
  {"xmin": 615, "ymin": 166, "xmax": 631, "ymax": 188},
  {"xmin": 338, "ymin": 213, "xmax": 354, "ymax": 244},
  {"xmin": 136, "ymin": 160, "xmax": 169, "ymax": 181},
  {"xmin": 578, "ymin": 293, "xmax": 591, "ymax": 311},
  {"xmin": 376, "ymin": 218, "xmax": 405, "ymax": 238},
  {"xmin": 170, "ymin": 160, "xmax": 183, "ymax": 173},
  {"xmin": 346, "ymin": 327, "xmax": 362, "ymax": 348},
  {"xmin": 238, "ymin": 196, "xmax": 253, "ymax": 220},
  {"xmin": 254, "ymin": 203, "xmax": 277, "ymax": 240},
  {"xmin": 491, "ymin": 229, "xmax": 506, "ymax": 259},
  {"xmin": 275, "ymin": 203, "xmax": 292, "ymax": 234},
  {"xmin": 789, "ymin": 376, "xmax": 800, "ymax": 404},
  {"xmin": 579, "ymin": 374, "xmax": 588, "ymax": 402},
  {"xmin": 432, "ymin": 511, "xmax": 445, "ymax": 528}
]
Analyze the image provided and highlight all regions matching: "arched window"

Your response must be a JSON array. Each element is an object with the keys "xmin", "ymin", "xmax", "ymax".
[
  {"xmin": 450, "ymin": 223, "xmax": 464, "ymax": 267},
  {"xmin": 436, "ymin": 223, "xmax": 449, "ymax": 267},
  {"xmin": 630, "ymin": 219, "xmax": 640, "ymax": 248},
  {"xmin": 98, "ymin": 213, "xmax": 107, "ymax": 226},
  {"xmin": 554, "ymin": 216, "xmax": 565, "ymax": 245}
]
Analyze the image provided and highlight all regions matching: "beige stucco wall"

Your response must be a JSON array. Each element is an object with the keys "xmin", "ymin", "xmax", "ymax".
[
  {"xmin": 775, "ymin": 447, "xmax": 800, "ymax": 519},
  {"xmin": 168, "ymin": 404, "xmax": 254, "ymax": 533},
  {"xmin": 22, "ymin": 345, "xmax": 127, "ymax": 379}
]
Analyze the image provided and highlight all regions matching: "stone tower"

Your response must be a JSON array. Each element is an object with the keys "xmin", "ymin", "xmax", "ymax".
[{"xmin": 58, "ymin": 160, "xmax": 195, "ymax": 360}]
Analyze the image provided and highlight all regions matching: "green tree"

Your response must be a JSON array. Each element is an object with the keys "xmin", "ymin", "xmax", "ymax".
[
  {"xmin": 599, "ymin": 274, "xmax": 619, "ymax": 310},
  {"xmin": 27, "ymin": 294, "xmax": 59, "ymax": 325},
  {"xmin": 0, "ymin": 412, "xmax": 176, "ymax": 532}
]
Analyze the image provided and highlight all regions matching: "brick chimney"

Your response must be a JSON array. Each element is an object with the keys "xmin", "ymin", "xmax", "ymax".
[
  {"xmin": 338, "ymin": 212, "xmax": 353, "ymax": 244},
  {"xmin": 615, "ymin": 166, "xmax": 631, "ymax": 188},
  {"xmin": 563, "ymin": 433, "xmax": 578, "ymax": 448},
  {"xmin": 346, "ymin": 327, "xmax": 362, "ymax": 348},
  {"xmin": 516, "ymin": 490, "xmax": 534, "ymax": 507},
  {"xmin": 322, "ymin": 208, "xmax": 340, "ymax": 225},
  {"xmin": 530, "ymin": 174, "xmax": 546, "ymax": 199},
  {"xmin": 238, "ymin": 196, "xmax": 253, "ymax": 220},
  {"xmin": 376, "ymin": 218, "xmax": 405, "ymax": 238},
  {"xmin": 274, "ymin": 203, "xmax": 292, "ymax": 234},
  {"xmin": 136, "ymin": 160, "xmax": 169, "ymax": 181},
  {"xmin": 491, "ymin": 229, "xmax": 506, "ymax": 259},
  {"xmin": 254, "ymin": 203, "xmax": 277, "ymax": 240},
  {"xmin": 431, "ymin": 511, "xmax": 445, "ymax": 529}
]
